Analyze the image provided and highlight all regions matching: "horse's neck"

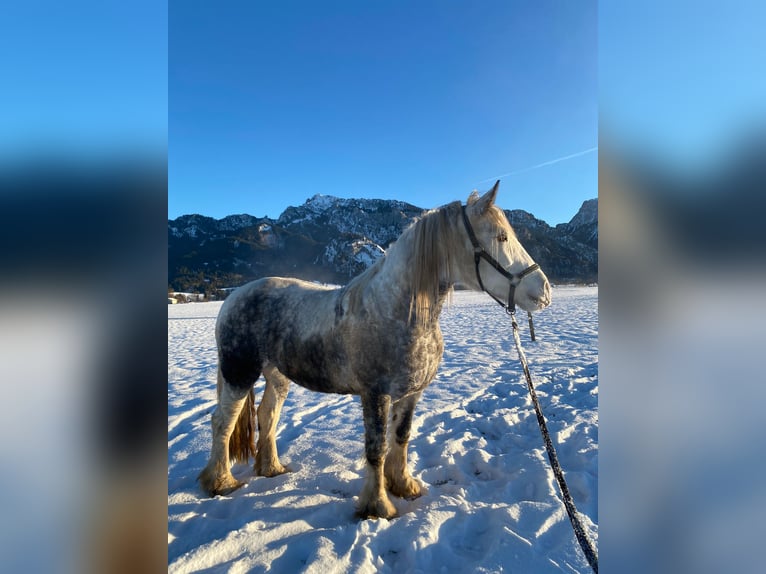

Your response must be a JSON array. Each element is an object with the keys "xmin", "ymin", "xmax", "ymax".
[{"xmin": 367, "ymin": 225, "xmax": 451, "ymax": 324}]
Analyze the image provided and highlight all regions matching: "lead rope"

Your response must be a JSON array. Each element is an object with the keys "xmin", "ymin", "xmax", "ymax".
[{"xmin": 509, "ymin": 309, "xmax": 599, "ymax": 573}]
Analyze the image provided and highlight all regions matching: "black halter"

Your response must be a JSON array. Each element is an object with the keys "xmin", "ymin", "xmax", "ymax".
[{"xmin": 461, "ymin": 205, "xmax": 540, "ymax": 314}]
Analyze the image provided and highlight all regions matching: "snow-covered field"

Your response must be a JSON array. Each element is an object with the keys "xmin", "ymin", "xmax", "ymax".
[{"xmin": 168, "ymin": 286, "xmax": 598, "ymax": 573}]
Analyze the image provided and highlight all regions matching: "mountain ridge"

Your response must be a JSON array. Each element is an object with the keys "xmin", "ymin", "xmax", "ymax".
[{"xmin": 168, "ymin": 196, "xmax": 597, "ymax": 294}]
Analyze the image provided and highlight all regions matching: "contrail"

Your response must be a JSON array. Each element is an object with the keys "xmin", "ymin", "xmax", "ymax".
[{"xmin": 477, "ymin": 146, "xmax": 598, "ymax": 185}]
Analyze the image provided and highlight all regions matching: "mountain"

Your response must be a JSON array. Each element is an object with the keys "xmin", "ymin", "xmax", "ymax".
[
  {"xmin": 503, "ymin": 200, "xmax": 598, "ymax": 284},
  {"xmin": 168, "ymin": 196, "xmax": 597, "ymax": 294},
  {"xmin": 277, "ymin": 195, "xmax": 423, "ymax": 246}
]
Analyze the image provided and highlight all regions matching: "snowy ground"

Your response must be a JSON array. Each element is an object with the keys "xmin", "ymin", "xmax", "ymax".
[{"xmin": 168, "ymin": 286, "xmax": 598, "ymax": 573}]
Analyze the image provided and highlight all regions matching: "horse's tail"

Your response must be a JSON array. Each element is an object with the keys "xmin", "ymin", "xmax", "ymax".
[{"xmin": 217, "ymin": 367, "xmax": 257, "ymax": 463}]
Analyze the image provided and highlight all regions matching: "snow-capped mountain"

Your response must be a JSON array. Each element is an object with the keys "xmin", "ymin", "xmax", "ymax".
[
  {"xmin": 558, "ymin": 198, "xmax": 598, "ymax": 246},
  {"xmin": 277, "ymin": 194, "xmax": 423, "ymax": 246},
  {"xmin": 319, "ymin": 236, "xmax": 387, "ymax": 278},
  {"xmin": 168, "ymin": 196, "xmax": 597, "ymax": 293}
]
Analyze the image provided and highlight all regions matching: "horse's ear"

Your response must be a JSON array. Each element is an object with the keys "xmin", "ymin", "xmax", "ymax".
[
  {"xmin": 467, "ymin": 190, "xmax": 480, "ymax": 205},
  {"xmin": 473, "ymin": 180, "xmax": 499, "ymax": 213}
]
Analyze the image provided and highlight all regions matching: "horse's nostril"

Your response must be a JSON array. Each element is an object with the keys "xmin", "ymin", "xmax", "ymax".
[
  {"xmin": 530, "ymin": 293, "xmax": 547, "ymax": 307},
  {"xmin": 535, "ymin": 288, "xmax": 551, "ymax": 308}
]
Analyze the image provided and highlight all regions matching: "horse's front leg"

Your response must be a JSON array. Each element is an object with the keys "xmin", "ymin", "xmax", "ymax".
[
  {"xmin": 385, "ymin": 392, "xmax": 424, "ymax": 499},
  {"xmin": 356, "ymin": 391, "xmax": 396, "ymax": 520}
]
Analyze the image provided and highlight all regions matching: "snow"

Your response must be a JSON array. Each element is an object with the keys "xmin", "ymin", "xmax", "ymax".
[
  {"xmin": 306, "ymin": 194, "xmax": 341, "ymax": 211},
  {"xmin": 220, "ymin": 215, "xmax": 259, "ymax": 231},
  {"xmin": 352, "ymin": 240, "xmax": 386, "ymax": 268},
  {"xmin": 168, "ymin": 286, "xmax": 598, "ymax": 572}
]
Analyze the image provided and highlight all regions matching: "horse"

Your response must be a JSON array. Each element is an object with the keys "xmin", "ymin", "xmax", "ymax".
[{"xmin": 198, "ymin": 181, "xmax": 551, "ymax": 519}]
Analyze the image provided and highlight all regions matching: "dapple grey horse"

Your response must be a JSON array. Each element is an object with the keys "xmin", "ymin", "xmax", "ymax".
[{"xmin": 199, "ymin": 182, "xmax": 551, "ymax": 519}]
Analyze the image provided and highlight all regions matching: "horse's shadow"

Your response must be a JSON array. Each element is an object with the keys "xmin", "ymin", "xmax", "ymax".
[{"xmin": 168, "ymin": 480, "xmax": 346, "ymax": 561}]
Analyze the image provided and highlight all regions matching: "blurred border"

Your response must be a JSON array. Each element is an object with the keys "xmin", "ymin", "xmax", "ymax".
[
  {"xmin": 0, "ymin": 159, "xmax": 168, "ymax": 574},
  {"xmin": 0, "ymin": 2, "xmax": 168, "ymax": 573},
  {"xmin": 3, "ymin": 2, "xmax": 765, "ymax": 573},
  {"xmin": 600, "ymin": 2, "xmax": 766, "ymax": 573}
]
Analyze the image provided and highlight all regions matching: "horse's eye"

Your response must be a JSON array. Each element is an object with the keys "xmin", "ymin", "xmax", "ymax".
[{"xmin": 497, "ymin": 232, "xmax": 508, "ymax": 243}]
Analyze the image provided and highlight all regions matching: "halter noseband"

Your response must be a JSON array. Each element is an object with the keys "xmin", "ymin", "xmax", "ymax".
[{"xmin": 460, "ymin": 205, "xmax": 540, "ymax": 314}]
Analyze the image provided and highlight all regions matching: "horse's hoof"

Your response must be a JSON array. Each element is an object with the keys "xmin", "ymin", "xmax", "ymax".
[
  {"xmin": 214, "ymin": 479, "xmax": 246, "ymax": 496},
  {"xmin": 199, "ymin": 475, "xmax": 245, "ymax": 497},
  {"xmin": 387, "ymin": 475, "xmax": 424, "ymax": 500},
  {"xmin": 355, "ymin": 497, "xmax": 398, "ymax": 520},
  {"xmin": 256, "ymin": 463, "xmax": 289, "ymax": 477},
  {"xmin": 198, "ymin": 466, "xmax": 246, "ymax": 496}
]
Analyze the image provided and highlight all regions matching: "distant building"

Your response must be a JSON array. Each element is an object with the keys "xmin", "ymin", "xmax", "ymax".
[{"xmin": 169, "ymin": 292, "xmax": 206, "ymax": 303}]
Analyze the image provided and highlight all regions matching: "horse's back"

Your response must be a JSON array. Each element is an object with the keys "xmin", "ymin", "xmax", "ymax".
[{"xmin": 218, "ymin": 277, "xmax": 338, "ymax": 340}]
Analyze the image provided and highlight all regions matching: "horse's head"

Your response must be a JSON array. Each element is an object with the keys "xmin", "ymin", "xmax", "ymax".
[{"xmin": 460, "ymin": 181, "xmax": 551, "ymax": 313}]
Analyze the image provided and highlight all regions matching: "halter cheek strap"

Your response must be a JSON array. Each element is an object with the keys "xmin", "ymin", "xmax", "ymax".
[{"xmin": 460, "ymin": 205, "xmax": 540, "ymax": 314}]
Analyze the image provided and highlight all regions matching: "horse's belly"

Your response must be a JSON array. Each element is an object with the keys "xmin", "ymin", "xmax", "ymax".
[
  {"xmin": 286, "ymin": 369, "xmax": 355, "ymax": 395},
  {"xmin": 277, "ymin": 333, "xmax": 355, "ymax": 395}
]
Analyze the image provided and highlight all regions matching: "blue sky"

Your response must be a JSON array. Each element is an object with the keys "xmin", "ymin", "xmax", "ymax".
[
  {"xmin": 600, "ymin": 1, "xmax": 766, "ymax": 175},
  {"xmin": 170, "ymin": 1, "xmax": 597, "ymax": 224},
  {"xmin": 0, "ymin": 1, "xmax": 167, "ymax": 157}
]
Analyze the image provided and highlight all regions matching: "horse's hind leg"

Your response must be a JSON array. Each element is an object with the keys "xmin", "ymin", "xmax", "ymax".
[
  {"xmin": 385, "ymin": 392, "xmax": 424, "ymax": 499},
  {"xmin": 255, "ymin": 364, "xmax": 291, "ymax": 477},
  {"xmin": 198, "ymin": 368, "xmax": 255, "ymax": 496}
]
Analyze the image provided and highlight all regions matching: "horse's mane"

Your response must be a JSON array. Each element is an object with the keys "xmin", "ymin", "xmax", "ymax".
[
  {"xmin": 409, "ymin": 201, "xmax": 462, "ymax": 324},
  {"xmin": 344, "ymin": 201, "xmax": 463, "ymax": 325}
]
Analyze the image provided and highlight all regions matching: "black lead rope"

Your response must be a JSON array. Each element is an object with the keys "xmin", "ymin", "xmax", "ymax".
[
  {"xmin": 460, "ymin": 202, "xmax": 597, "ymax": 569},
  {"xmin": 509, "ymin": 310, "xmax": 599, "ymax": 573},
  {"xmin": 527, "ymin": 311, "xmax": 536, "ymax": 342}
]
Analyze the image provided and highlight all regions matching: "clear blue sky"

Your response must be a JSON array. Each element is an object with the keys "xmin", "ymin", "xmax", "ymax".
[
  {"xmin": 169, "ymin": 1, "xmax": 597, "ymax": 225},
  {"xmin": 0, "ymin": 1, "xmax": 167, "ymax": 157},
  {"xmin": 600, "ymin": 1, "xmax": 766, "ymax": 175}
]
